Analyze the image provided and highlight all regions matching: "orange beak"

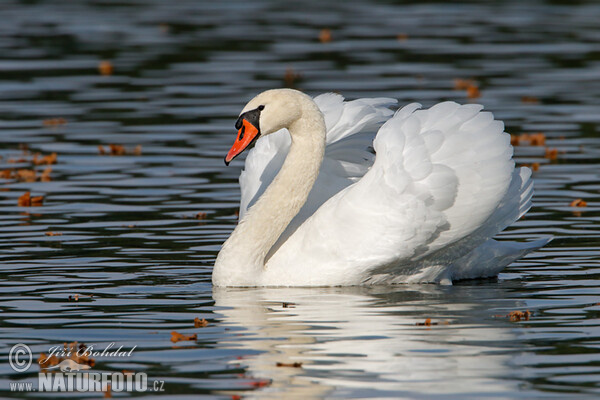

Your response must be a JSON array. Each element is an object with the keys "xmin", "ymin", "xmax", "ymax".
[{"xmin": 225, "ymin": 118, "xmax": 260, "ymax": 165}]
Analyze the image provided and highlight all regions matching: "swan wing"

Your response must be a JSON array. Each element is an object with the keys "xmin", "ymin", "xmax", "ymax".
[{"xmin": 266, "ymin": 101, "xmax": 515, "ymax": 285}]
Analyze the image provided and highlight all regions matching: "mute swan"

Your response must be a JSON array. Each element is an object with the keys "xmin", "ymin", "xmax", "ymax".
[{"xmin": 213, "ymin": 89, "xmax": 550, "ymax": 287}]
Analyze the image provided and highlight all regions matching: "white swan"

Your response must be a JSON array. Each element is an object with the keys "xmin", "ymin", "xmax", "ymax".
[{"xmin": 213, "ymin": 89, "xmax": 550, "ymax": 287}]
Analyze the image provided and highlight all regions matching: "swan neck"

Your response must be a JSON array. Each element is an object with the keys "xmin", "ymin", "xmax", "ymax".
[{"xmin": 216, "ymin": 99, "xmax": 326, "ymax": 282}]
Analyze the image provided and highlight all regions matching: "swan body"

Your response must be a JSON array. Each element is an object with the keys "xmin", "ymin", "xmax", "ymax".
[{"xmin": 213, "ymin": 89, "xmax": 550, "ymax": 287}]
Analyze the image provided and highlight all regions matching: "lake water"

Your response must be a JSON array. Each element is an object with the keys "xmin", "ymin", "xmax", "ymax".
[{"xmin": 1, "ymin": 0, "xmax": 599, "ymax": 398}]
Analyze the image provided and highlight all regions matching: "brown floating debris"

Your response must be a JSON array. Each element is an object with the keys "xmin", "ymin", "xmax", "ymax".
[
  {"xmin": 109, "ymin": 144, "xmax": 125, "ymax": 156},
  {"xmin": 16, "ymin": 169, "xmax": 36, "ymax": 182},
  {"xmin": 284, "ymin": 67, "xmax": 302, "ymax": 88},
  {"xmin": 544, "ymin": 148, "xmax": 558, "ymax": 160},
  {"xmin": 31, "ymin": 196, "xmax": 44, "ymax": 206},
  {"xmin": 38, "ymin": 342, "xmax": 96, "ymax": 372},
  {"xmin": 45, "ymin": 232, "xmax": 62, "ymax": 236},
  {"xmin": 18, "ymin": 192, "xmax": 31, "ymax": 206},
  {"xmin": 319, "ymin": 28, "xmax": 332, "ymax": 43},
  {"xmin": 510, "ymin": 132, "xmax": 546, "ymax": 147},
  {"xmin": 466, "ymin": 84, "xmax": 481, "ymax": 99},
  {"xmin": 98, "ymin": 144, "xmax": 142, "ymax": 156},
  {"xmin": 508, "ymin": 310, "xmax": 532, "ymax": 322},
  {"xmin": 454, "ymin": 79, "xmax": 480, "ymax": 99},
  {"xmin": 416, "ymin": 318, "xmax": 437, "ymax": 326},
  {"xmin": 396, "ymin": 33, "xmax": 408, "ymax": 41},
  {"xmin": 171, "ymin": 331, "xmax": 197, "ymax": 343},
  {"xmin": 276, "ymin": 362, "xmax": 303, "ymax": 368},
  {"xmin": 570, "ymin": 199, "xmax": 587, "ymax": 207},
  {"xmin": 98, "ymin": 60, "xmax": 114, "ymax": 76},
  {"xmin": 454, "ymin": 78, "xmax": 475, "ymax": 90},
  {"xmin": 33, "ymin": 152, "xmax": 57, "ymax": 165},
  {"xmin": 195, "ymin": 212, "xmax": 207, "ymax": 220},
  {"xmin": 194, "ymin": 317, "xmax": 209, "ymax": 328},
  {"xmin": 250, "ymin": 380, "xmax": 271, "ymax": 388},
  {"xmin": 43, "ymin": 118, "xmax": 67, "ymax": 127},
  {"xmin": 494, "ymin": 310, "xmax": 532, "ymax": 322},
  {"xmin": 521, "ymin": 96, "xmax": 539, "ymax": 104},
  {"xmin": 40, "ymin": 167, "xmax": 52, "ymax": 182},
  {"xmin": 282, "ymin": 302, "xmax": 295, "ymax": 308}
]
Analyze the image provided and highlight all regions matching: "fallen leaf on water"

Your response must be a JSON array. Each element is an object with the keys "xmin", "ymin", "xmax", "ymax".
[
  {"xmin": 38, "ymin": 342, "xmax": 95, "ymax": 372},
  {"xmin": 18, "ymin": 192, "xmax": 31, "ymax": 207},
  {"xmin": 45, "ymin": 232, "xmax": 62, "ymax": 236},
  {"xmin": 171, "ymin": 331, "xmax": 197, "ymax": 343},
  {"xmin": 508, "ymin": 310, "xmax": 532, "ymax": 322},
  {"xmin": 454, "ymin": 78, "xmax": 476, "ymax": 90},
  {"xmin": 250, "ymin": 380, "xmax": 271, "ymax": 388},
  {"xmin": 16, "ymin": 169, "xmax": 36, "ymax": 182},
  {"xmin": 495, "ymin": 310, "xmax": 532, "ymax": 321},
  {"xmin": 104, "ymin": 384, "xmax": 112, "ymax": 398},
  {"xmin": 40, "ymin": 167, "xmax": 52, "ymax": 182},
  {"xmin": 109, "ymin": 144, "xmax": 126, "ymax": 156},
  {"xmin": 416, "ymin": 318, "xmax": 438, "ymax": 326},
  {"xmin": 284, "ymin": 67, "xmax": 302, "ymax": 88},
  {"xmin": 98, "ymin": 60, "xmax": 114, "ymax": 76},
  {"xmin": 521, "ymin": 96, "xmax": 539, "ymax": 104},
  {"xmin": 276, "ymin": 362, "xmax": 303, "ymax": 368},
  {"xmin": 529, "ymin": 133, "xmax": 546, "ymax": 146},
  {"xmin": 319, "ymin": 28, "xmax": 332, "ymax": 43},
  {"xmin": 33, "ymin": 152, "xmax": 57, "ymax": 165},
  {"xmin": 570, "ymin": 199, "xmax": 587, "ymax": 207},
  {"xmin": 38, "ymin": 353, "xmax": 59, "ymax": 369},
  {"xmin": 545, "ymin": 148, "xmax": 558, "ymax": 160},
  {"xmin": 466, "ymin": 84, "xmax": 481, "ymax": 99},
  {"xmin": 43, "ymin": 118, "xmax": 67, "ymax": 127},
  {"xmin": 99, "ymin": 144, "xmax": 142, "ymax": 156},
  {"xmin": 194, "ymin": 317, "xmax": 209, "ymax": 328},
  {"xmin": 195, "ymin": 212, "xmax": 207, "ymax": 220},
  {"xmin": 31, "ymin": 196, "xmax": 44, "ymax": 206}
]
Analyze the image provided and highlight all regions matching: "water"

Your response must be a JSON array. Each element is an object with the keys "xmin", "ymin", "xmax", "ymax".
[{"xmin": 0, "ymin": 0, "xmax": 599, "ymax": 398}]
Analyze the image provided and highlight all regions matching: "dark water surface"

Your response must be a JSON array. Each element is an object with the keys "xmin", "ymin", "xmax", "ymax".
[{"xmin": 1, "ymin": 0, "xmax": 599, "ymax": 398}]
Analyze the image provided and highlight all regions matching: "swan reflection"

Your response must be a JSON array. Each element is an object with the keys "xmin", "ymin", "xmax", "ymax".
[{"xmin": 213, "ymin": 285, "xmax": 522, "ymax": 399}]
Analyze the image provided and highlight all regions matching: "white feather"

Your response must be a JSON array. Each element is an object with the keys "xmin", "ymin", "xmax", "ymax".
[{"xmin": 215, "ymin": 91, "xmax": 550, "ymax": 287}]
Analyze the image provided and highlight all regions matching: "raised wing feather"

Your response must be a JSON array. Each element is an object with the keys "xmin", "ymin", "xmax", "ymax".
[
  {"xmin": 266, "ymin": 101, "xmax": 515, "ymax": 285},
  {"xmin": 239, "ymin": 93, "xmax": 395, "ymax": 222}
]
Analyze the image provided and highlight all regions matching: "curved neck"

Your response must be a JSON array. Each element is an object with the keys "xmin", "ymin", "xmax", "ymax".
[{"xmin": 216, "ymin": 99, "xmax": 326, "ymax": 281}]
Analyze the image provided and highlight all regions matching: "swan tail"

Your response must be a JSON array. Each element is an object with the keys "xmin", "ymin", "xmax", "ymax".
[{"xmin": 373, "ymin": 167, "xmax": 552, "ymax": 283}]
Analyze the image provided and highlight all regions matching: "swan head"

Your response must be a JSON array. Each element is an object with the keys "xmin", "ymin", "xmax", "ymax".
[{"xmin": 225, "ymin": 89, "xmax": 303, "ymax": 165}]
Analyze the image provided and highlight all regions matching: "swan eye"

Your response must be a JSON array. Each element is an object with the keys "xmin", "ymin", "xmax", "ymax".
[{"xmin": 258, "ymin": 105, "xmax": 265, "ymax": 111}]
